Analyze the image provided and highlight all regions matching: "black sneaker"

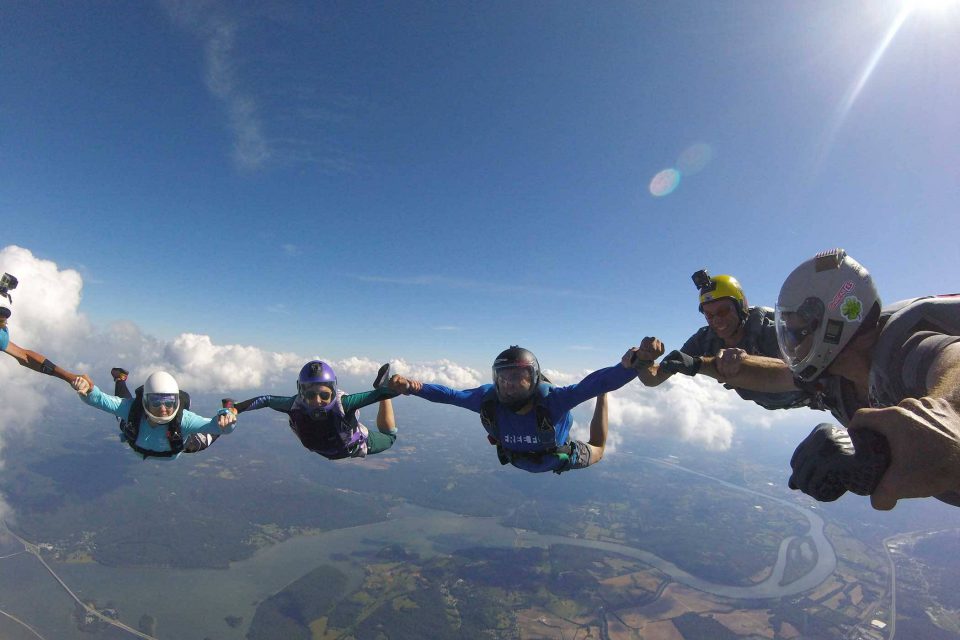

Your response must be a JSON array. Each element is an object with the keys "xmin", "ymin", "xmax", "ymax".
[
  {"xmin": 373, "ymin": 363, "xmax": 392, "ymax": 390},
  {"xmin": 110, "ymin": 367, "xmax": 129, "ymax": 382}
]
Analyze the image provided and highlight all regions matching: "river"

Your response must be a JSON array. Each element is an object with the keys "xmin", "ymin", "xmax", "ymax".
[{"xmin": 51, "ymin": 458, "xmax": 836, "ymax": 639}]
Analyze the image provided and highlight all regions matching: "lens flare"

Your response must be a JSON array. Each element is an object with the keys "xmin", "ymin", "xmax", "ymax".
[
  {"xmin": 677, "ymin": 143, "xmax": 715, "ymax": 176},
  {"xmin": 649, "ymin": 168, "xmax": 681, "ymax": 197}
]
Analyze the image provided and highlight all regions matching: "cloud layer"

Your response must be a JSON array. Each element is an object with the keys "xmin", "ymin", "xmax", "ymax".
[{"xmin": 0, "ymin": 244, "xmax": 801, "ymax": 522}]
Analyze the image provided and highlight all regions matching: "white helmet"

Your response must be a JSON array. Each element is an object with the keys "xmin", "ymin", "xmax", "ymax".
[
  {"xmin": 775, "ymin": 249, "xmax": 880, "ymax": 383},
  {"xmin": 142, "ymin": 371, "xmax": 181, "ymax": 424}
]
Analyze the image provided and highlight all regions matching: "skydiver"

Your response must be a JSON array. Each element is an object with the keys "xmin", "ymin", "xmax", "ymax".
[
  {"xmin": 705, "ymin": 249, "xmax": 960, "ymax": 510},
  {"xmin": 390, "ymin": 346, "xmax": 638, "ymax": 474},
  {"xmin": 634, "ymin": 271, "xmax": 812, "ymax": 410},
  {"xmin": 0, "ymin": 272, "xmax": 92, "ymax": 390},
  {"xmin": 73, "ymin": 371, "xmax": 237, "ymax": 460},
  {"xmin": 231, "ymin": 361, "xmax": 403, "ymax": 460},
  {"xmin": 108, "ymin": 367, "xmax": 219, "ymax": 453}
]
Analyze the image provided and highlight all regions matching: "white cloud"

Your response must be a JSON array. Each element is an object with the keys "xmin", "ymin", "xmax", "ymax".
[
  {"xmin": 328, "ymin": 357, "xmax": 483, "ymax": 389},
  {"xmin": 0, "ymin": 246, "xmax": 95, "ymax": 519},
  {"xmin": 334, "ymin": 356, "xmax": 384, "ymax": 378},
  {"xmin": 143, "ymin": 333, "xmax": 303, "ymax": 392},
  {"xmin": 0, "ymin": 246, "xmax": 90, "ymax": 353},
  {"xmin": 161, "ymin": 2, "xmax": 361, "ymax": 174},
  {"xmin": 565, "ymin": 370, "xmax": 796, "ymax": 454},
  {"xmin": 391, "ymin": 358, "xmax": 484, "ymax": 389},
  {"xmin": 162, "ymin": 1, "xmax": 270, "ymax": 170},
  {"xmin": 542, "ymin": 368, "xmax": 581, "ymax": 386},
  {"xmin": 0, "ymin": 244, "xmax": 803, "ymax": 520}
]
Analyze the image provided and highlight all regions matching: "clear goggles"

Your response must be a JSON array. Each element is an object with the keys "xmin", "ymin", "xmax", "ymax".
[
  {"xmin": 495, "ymin": 365, "xmax": 535, "ymax": 385},
  {"xmin": 775, "ymin": 297, "xmax": 824, "ymax": 364}
]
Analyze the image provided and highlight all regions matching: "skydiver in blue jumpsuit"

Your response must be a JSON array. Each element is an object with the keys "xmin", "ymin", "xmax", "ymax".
[{"xmin": 391, "ymin": 346, "xmax": 639, "ymax": 474}]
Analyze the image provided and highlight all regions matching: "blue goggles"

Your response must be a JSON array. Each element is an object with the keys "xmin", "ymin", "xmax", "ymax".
[{"xmin": 145, "ymin": 394, "xmax": 178, "ymax": 410}]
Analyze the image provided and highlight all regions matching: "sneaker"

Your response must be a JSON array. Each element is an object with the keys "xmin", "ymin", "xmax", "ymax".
[
  {"xmin": 110, "ymin": 367, "xmax": 129, "ymax": 382},
  {"xmin": 373, "ymin": 363, "xmax": 391, "ymax": 390}
]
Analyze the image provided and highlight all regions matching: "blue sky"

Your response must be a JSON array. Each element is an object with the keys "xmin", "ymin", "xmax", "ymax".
[{"xmin": 3, "ymin": 0, "xmax": 958, "ymax": 372}]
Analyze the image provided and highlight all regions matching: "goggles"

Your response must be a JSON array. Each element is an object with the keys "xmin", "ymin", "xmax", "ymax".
[
  {"xmin": 145, "ymin": 394, "xmax": 178, "ymax": 410},
  {"xmin": 776, "ymin": 297, "xmax": 824, "ymax": 364},
  {"xmin": 301, "ymin": 385, "xmax": 335, "ymax": 402},
  {"xmin": 780, "ymin": 323, "xmax": 813, "ymax": 350},
  {"xmin": 495, "ymin": 366, "xmax": 534, "ymax": 386},
  {"xmin": 703, "ymin": 306, "xmax": 733, "ymax": 322}
]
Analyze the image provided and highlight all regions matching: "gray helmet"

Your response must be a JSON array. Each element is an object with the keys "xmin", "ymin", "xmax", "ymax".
[{"xmin": 775, "ymin": 249, "xmax": 879, "ymax": 383}]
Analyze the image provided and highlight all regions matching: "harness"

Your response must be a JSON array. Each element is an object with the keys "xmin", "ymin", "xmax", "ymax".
[
  {"xmin": 121, "ymin": 386, "xmax": 190, "ymax": 459},
  {"xmin": 479, "ymin": 382, "xmax": 574, "ymax": 472},
  {"xmin": 692, "ymin": 307, "xmax": 811, "ymax": 410},
  {"xmin": 287, "ymin": 390, "xmax": 369, "ymax": 460}
]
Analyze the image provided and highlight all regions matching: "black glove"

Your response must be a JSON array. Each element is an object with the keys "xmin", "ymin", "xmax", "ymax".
[
  {"xmin": 788, "ymin": 424, "xmax": 890, "ymax": 502},
  {"xmin": 659, "ymin": 350, "xmax": 701, "ymax": 376}
]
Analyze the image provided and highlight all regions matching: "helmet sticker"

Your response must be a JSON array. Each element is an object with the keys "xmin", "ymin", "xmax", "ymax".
[
  {"xmin": 840, "ymin": 296, "xmax": 863, "ymax": 322},
  {"xmin": 829, "ymin": 281, "xmax": 855, "ymax": 309}
]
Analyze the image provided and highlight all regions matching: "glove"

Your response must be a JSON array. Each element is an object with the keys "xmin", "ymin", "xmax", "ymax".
[
  {"xmin": 659, "ymin": 350, "xmax": 701, "ymax": 376},
  {"xmin": 788, "ymin": 424, "xmax": 890, "ymax": 502}
]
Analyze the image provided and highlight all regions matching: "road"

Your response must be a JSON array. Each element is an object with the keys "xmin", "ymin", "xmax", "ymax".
[{"xmin": 1, "ymin": 521, "xmax": 158, "ymax": 640}]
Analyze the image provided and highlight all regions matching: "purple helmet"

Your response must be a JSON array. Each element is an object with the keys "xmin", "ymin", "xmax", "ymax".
[{"xmin": 298, "ymin": 360, "xmax": 337, "ymax": 394}]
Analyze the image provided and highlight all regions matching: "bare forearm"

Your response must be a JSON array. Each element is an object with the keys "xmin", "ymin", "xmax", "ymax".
[
  {"xmin": 700, "ymin": 354, "xmax": 797, "ymax": 392},
  {"xmin": 636, "ymin": 364, "xmax": 672, "ymax": 387},
  {"xmin": 18, "ymin": 348, "xmax": 80, "ymax": 383},
  {"xmin": 589, "ymin": 394, "xmax": 607, "ymax": 448}
]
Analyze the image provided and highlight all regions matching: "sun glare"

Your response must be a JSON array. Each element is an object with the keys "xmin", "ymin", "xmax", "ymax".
[{"xmin": 906, "ymin": 0, "xmax": 960, "ymax": 16}]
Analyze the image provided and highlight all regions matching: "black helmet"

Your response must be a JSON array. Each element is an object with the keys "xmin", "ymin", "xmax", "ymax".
[{"xmin": 492, "ymin": 346, "xmax": 540, "ymax": 406}]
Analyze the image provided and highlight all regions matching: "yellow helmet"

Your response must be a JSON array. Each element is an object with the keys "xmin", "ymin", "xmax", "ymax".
[{"xmin": 698, "ymin": 274, "xmax": 748, "ymax": 320}]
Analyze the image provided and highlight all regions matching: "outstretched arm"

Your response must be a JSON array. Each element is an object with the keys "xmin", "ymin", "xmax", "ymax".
[
  {"xmin": 548, "ymin": 348, "xmax": 640, "ymax": 414},
  {"xmin": 634, "ymin": 337, "xmax": 673, "ymax": 387},
  {"xmin": 698, "ymin": 350, "xmax": 798, "ymax": 392},
  {"xmin": 3, "ymin": 340, "xmax": 92, "ymax": 388},
  {"xmin": 233, "ymin": 395, "xmax": 296, "ymax": 414},
  {"xmin": 340, "ymin": 383, "xmax": 401, "ymax": 413},
  {"xmin": 390, "ymin": 375, "xmax": 487, "ymax": 412},
  {"xmin": 180, "ymin": 408, "xmax": 238, "ymax": 436},
  {"xmin": 72, "ymin": 382, "xmax": 133, "ymax": 420}
]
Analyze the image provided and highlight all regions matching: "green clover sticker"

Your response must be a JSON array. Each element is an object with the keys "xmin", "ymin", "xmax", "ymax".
[{"xmin": 840, "ymin": 296, "xmax": 862, "ymax": 322}]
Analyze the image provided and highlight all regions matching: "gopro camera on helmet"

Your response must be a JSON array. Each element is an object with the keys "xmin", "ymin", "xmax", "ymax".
[
  {"xmin": 0, "ymin": 273, "xmax": 17, "ymax": 300},
  {"xmin": 0, "ymin": 273, "xmax": 16, "ymax": 319},
  {"xmin": 691, "ymin": 269, "xmax": 712, "ymax": 292}
]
